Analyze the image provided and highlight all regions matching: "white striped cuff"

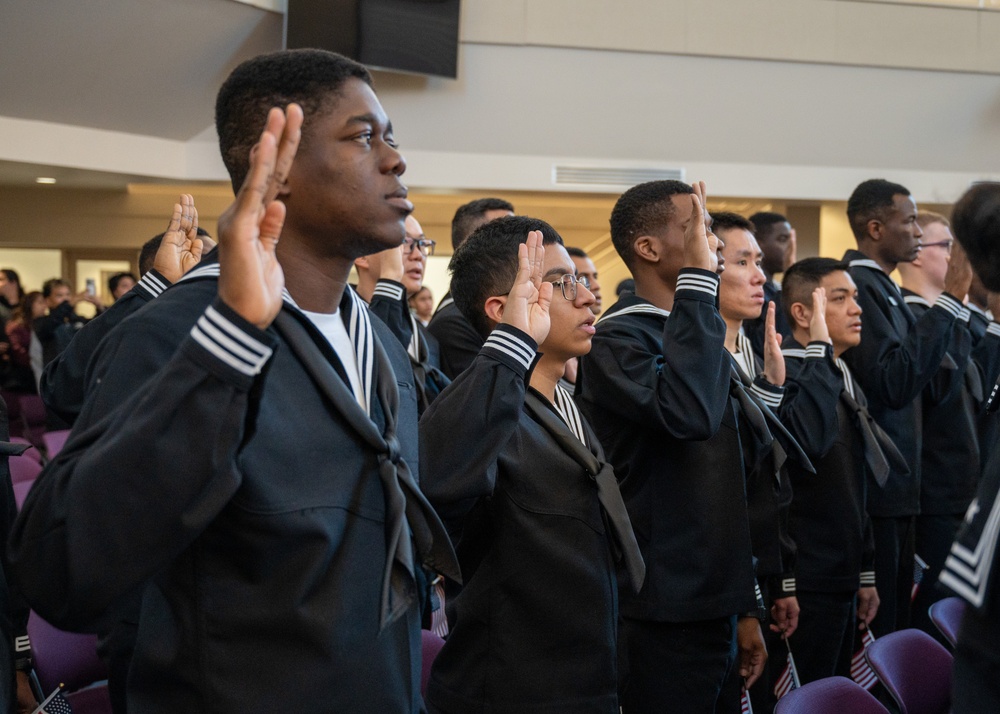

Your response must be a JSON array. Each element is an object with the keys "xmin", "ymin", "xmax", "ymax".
[
  {"xmin": 190, "ymin": 305, "xmax": 273, "ymax": 376},
  {"xmin": 372, "ymin": 280, "xmax": 405, "ymax": 302},
  {"xmin": 138, "ymin": 270, "xmax": 169, "ymax": 299},
  {"xmin": 959, "ymin": 308, "xmax": 971, "ymax": 323},
  {"xmin": 483, "ymin": 327, "xmax": 536, "ymax": 371},
  {"xmin": 988, "ymin": 322, "xmax": 1000, "ymax": 338},
  {"xmin": 14, "ymin": 635, "xmax": 30, "ymax": 653},
  {"xmin": 754, "ymin": 581, "xmax": 764, "ymax": 606},
  {"xmin": 935, "ymin": 293, "xmax": 964, "ymax": 319},
  {"xmin": 805, "ymin": 343, "xmax": 828, "ymax": 359},
  {"xmin": 751, "ymin": 382, "xmax": 783, "ymax": 408},
  {"xmin": 779, "ymin": 577, "xmax": 797, "ymax": 595},
  {"xmin": 859, "ymin": 571, "xmax": 876, "ymax": 586},
  {"xmin": 676, "ymin": 271, "xmax": 720, "ymax": 298}
]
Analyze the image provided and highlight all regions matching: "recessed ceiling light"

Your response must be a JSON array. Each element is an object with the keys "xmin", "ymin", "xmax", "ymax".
[{"xmin": 35, "ymin": 177, "xmax": 57, "ymax": 184}]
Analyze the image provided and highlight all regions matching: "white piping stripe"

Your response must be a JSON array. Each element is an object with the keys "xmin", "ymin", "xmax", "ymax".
[
  {"xmin": 935, "ymin": 293, "xmax": 964, "ymax": 319},
  {"xmin": 488, "ymin": 330, "xmax": 535, "ymax": 364},
  {"xmin": 191, "ymin": 326, "xmax": 268, "ymax": 376},
  {"xmin": 904, "ymin": 294, "xmax": 931, "ymax": 308},
  {"xmin": 805, "ymin": 343, "xmax": 827, "ymax": 359},
  {"xmin": 595, "ymin": 303, "xmax": 670, "ymax": 325},
  {"xmin": 987, "ymin": 322, "xmax": 1000, "ymax": 338},
  {"xmin": 204, "ymin": 306, "xmax": 270, "ymax": 357},
  {"xmin": 373, "ymin": 281, "xmax": 405, "ymax": 301},
  {"xmin": 195, "ymin": 316, "xmax": 267, "ymax": 366}
]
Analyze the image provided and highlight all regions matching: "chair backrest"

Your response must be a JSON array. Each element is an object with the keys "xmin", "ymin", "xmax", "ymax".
[
  {"xmin": 928, "ymin": 596, "xmax": 965, "ymax": 648},
  {"xmin": 27, "ymin": 611, "xmax": 108, "ymax": 695},
  {"xmin": 12, "ymin": 478, "xmax": 34, "ymax": 509},
  {"xmin": 420, "ymin": 630, "xmax": 446, "ymax": 697},
  {"xmin": 775, "ymin": 676, "xmax": 890, "ymax": 714},
  {"xmin": 9, "ymin": 436, "xmax": 42, "ymax": 464},
  {"xmin": 8, "ymin": 454, "xmax": 42, "ymax": 484},
  {"xmin": 42, "ymin": 429, "xmax": 71, "ymax": 459},
  {"xmin": 865, "ymin": 628, "xmax": 952, "ymax": 714}
]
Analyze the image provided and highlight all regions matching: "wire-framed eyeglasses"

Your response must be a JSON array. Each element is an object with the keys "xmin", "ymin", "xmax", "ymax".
[
  {"xmin": 920, "ymin": 239, "xmax": 953, "ymax": 253},
  {"xmin": 403, "ymin": 237, "xmax": 436, "ymax": 256},
  {"xmin": 549, "ymin": 274, "xmax": 591, "ymax": 301}
]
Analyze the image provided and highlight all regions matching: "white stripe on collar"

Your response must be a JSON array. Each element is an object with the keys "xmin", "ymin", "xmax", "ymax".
[
  {"xmin": 553, "ymin": 384, "xmax": 588, "ymax": 446},
  {"xmin": 346, "ymin": 287, "xmax": 375, "ymax": 415},
  {"xmin": 904, "ymin": 294, "xmax": 932, "ymax": 308},
  {"xmin": 595, "ymin": 303, "xmax": 670, "ymax": 325}
]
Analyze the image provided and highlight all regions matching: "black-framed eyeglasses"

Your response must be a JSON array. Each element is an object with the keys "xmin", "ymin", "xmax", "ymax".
[
  {"xmin": 403, "ymin": 237, "xmax": 436, "ymax": 256},
  {"xmin": 921, "ymin": 239, "xmax": 953, "ymax": 253},
  {"xmin": 549, "ymin": 274, "xmax": 591, "ymax": 301}
]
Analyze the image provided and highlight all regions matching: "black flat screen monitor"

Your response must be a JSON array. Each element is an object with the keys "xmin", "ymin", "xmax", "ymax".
[{"xmin": 286, "ymin": 0, "xmax": 460, "ymax": 79}]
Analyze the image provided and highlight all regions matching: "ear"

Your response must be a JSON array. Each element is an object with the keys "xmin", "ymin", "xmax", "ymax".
[
  {"xmin": 633, "ymin": 235, "xmax": 660, "ymax": 263},
  {"xmin": 789, "ymin": 301, "xmax": 812, "ymax": 331},
  {"xmin": 484, "ymin": 295, "xmax": 507, "ymax": 325},
  {"xmin": 866, "ymin": 218, "xmax": 884, "ymax": 243},
  {"xmin": 354, "ymin": 256, "xmax": 370, "ymax": 271}
]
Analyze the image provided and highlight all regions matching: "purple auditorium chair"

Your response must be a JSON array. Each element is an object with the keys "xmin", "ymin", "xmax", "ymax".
[
  {"xmin": 8, "ymin": 454, "xmax": 41, "ymax": 484},
  {"xmin": 865, "ymin": 628, "xmax": 952, "ymax": 714},
  {"xmin": 42, "ymin": 429, "xmax": 70, "ymax": 459},
  {"xmin": 9, "ymin": 436, "xmax": 42, "ymax": 464},
  {"xmin": 12, "ymin": 478, "xmax": 33, "ymax": 510},
  {"xmin": 775, "ymin": 676, "xmax": 890, "ymax": 714},
  {"xmin": 928, "ymin": 596, "xmax": 965, "ymax": 648},
  {"xmin": 27, "ymin": 611, "xmax": 110, "ymax": 713},
  {"xmin": 16, "ymin": 395, "xmax": 47, "ymax": 449},
  {"xmin": 421, "ymin": 630, "xmax": 446, "ymax": 697}
]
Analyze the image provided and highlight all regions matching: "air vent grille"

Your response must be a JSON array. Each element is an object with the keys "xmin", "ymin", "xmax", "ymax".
[{"xmin": 553, "ymin": 165, "xmax": 685, "ymax": 187}]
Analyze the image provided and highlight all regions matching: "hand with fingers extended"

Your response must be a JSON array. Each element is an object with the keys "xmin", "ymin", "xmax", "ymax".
[
  {"xmin": 500, "ymin": 231, "xmax": 553, "ymax": 345},
  {"xmin": 682, "ymin": 181, "xmax": 719, "ymax": 273},
  {"xmin": 217, "ymin": 104, "xmax": 303, "ymax": 329},
  {"xmin": 808, "ymin": 286, "xmax": 831, "ymax": 346},
  {"xmin": 944, "ymin": 239, "xmax": 974, "ymax": 302},
  {"xmin": 374, "ymin": 241, "xmax": 406, "ymax": 284},
  {"xmin": 762, "ymin": 301, "xmax": 785, "ymax": 386},
  {"xmin": 154, "ymin": 194, "xmax": 204, "ymax": 283}
]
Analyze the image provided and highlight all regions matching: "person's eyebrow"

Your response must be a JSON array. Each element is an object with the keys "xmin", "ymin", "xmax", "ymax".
[
  {"xmin": 345, "ymin": 113, "xmax": 379, "ymax": 126},
  {"xmin": 829, "ymin": 287, "xmax": 850, "ymax": 296},
  {"xmin": 544, "ymin": 268, "xmax": 571, "ymax": 279}
]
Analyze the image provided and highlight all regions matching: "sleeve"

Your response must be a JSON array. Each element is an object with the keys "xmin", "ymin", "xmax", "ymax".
[
  {"xmin": 419, "ymin": 324, "xmax": 536, "ymax": 536},
  {"xmin": 860, "ymin": 511, "xmax": 876, "ymax": 588},
  {"xmin": 925, "ymin": 314, "xmax": 973, "ymax": 407},
  {"xmin": 842, "ymin": 276, "xmax": 960, "ymax": 409},
  {"xmin": 427, "ymin": 308, "xmax": 485, "ymax": 380},
  {"xmin": 777, "ymin": 343, "xmax": 843, "ymax": 458},
  {"xmin": 367, "ymin": 280, "xmax": 413, "ymax": 351},
  {"xmin": 7, "ymin": 298, "xmax": 276, "ymax": 631},
  {"xmin": 39, "ymin": 270, "xmax": 169, "ymax": 425},
  {"xmin": 972, "ymin": 321, "xmax": 1000, "ymax": 393},
  {"xmin": 581, "ymin": 269, "xmax": 730, "ymax": 440},
  {"xmin": 0, "ymin": 403, "xmax": 31, "ymax": 672}
]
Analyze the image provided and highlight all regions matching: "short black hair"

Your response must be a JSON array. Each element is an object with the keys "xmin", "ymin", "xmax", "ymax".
[
  {"xmin": 41, "ymin": 278, "xmax": 69, "ymax": 298},
  {"xmin": 846, "ymin": 179, "xmax": 910, "ymax": 241},
  {"xmin": 450, "ymin": 198, "xmax": 515, "ymax": 251},
  {"xmin": 710, "ymin": 211, "xmax": 755, "ymax": 235},
  {"xmin": 215, "ymin": 49, "xmax": 373, "ymax": 192},
  {"xmin": 139, "ymin": 227, "xmax": 213, "ymax": 276},
  {"xmin": 952, "ymin": 182, "xmax": 1000, "ymax": 291},
  {"xmin": 616, "ymin": 278, "xmax": 635, "ymax": 296},
  {"xmin": 450, "ymin": 215, "xmax": 564, "ymax": 339},
  {"xmin": 108, "ymin": 272, "xmax": 138, "ymax": 295},
  {"xmin": 565, "ymin": 246, "xmax": 589, "ymax": 259},
  {"xmin": 748, "ymin": 211, "xmax": 786, "ymax": 238},
  {"xmin": 781, "ymin": 257, "xmax": 850, "ymax": 328},
  {"xmin": 609, "ymin": 180, "xmax": 693, "ymax": 269}
]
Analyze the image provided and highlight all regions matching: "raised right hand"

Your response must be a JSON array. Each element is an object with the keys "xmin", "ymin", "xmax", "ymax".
[
  {"xmin": 944, "ymin": 240, "xmax": 974, "ymax": 302},
  {"xmin": 153, "ymin": 193, "xmax": 203, "ymax": 283},
  {"xmin": 808, "ymin": 286, "xmax": 831, "ymax": 345},
  {"xmin": 217, "ymin": 104, "xmax": 303, "ymax": 329},
  {"xmin": 500, "ymin": 231, "xmax": 553, "ymax": 346},
  {"xmin": 682, "ymin": 180, "xmax": 719, "ymax": 273}
]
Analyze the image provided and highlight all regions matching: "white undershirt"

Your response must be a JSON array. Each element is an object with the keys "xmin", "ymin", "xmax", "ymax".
[{"xmin": 302, "ymin": 308, "xmax": 367, "ymax": 414}]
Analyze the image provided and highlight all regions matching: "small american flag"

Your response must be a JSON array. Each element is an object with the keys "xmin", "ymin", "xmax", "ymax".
[
  {"xmin": 430, "ymin": 576, "xmax": 448, "ymax": 638},
  {"xmin": 31, "ymin": 685, "xmax": 73, "ymax": 714},
  {"xmin": 741, "ymin": 683, "xmax": 754, "ymax": 713},
  {"xmin": 851, "ymin": 627, "xmax": 878, "ymax": 691},
  {"xmin": 773, "ymin": 649, "xmax": 800, "ymax": 699},
  {"xmin": 912, "ymin": 554, "xmax": 929, "ymax": 602}
]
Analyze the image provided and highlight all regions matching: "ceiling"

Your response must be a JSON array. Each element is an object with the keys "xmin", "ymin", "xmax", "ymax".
[{"xmin": 0, "ymin": 0, "xmax": 284, "ymax": 188}]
